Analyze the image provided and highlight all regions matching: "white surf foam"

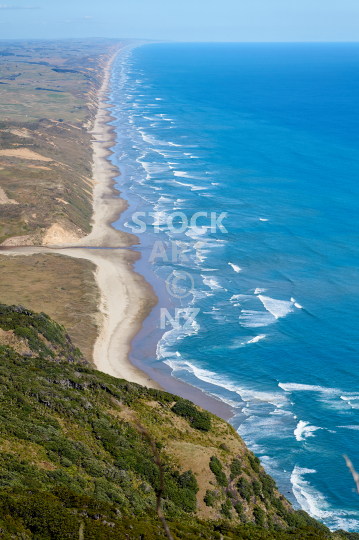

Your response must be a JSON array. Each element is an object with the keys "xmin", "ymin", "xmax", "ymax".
[
  {"xmin": 254, "ymin": 288, "xmax": 267, "ymax": 295},
  {"xmin": 291, "ymin": 297, "xmax": 303, "ymax": 309},
  {"xmin": 239, "ymin": 310, "xmax": 276, "ymax": 328},
  {"xmin": 164, "ymin": 355, "xmax": 289, "ymax": 412},
  {"xmin": 157, "ymin": 308, "xmax": 201, "ymax": 362},
  {"xmin": 347, "ymin": 402, "xmax": 359, "ymax": 409},
  {"xmin": 201, "ymin": 275, "xmax": 223, "ymax": 290},
  {"xmin": 228, "ymin": 338, "xmax": 246, "ymax": 349},
  {"xmin": 164, "ymin": 359, "xmax": 239, "ymax": 393},
  {"xmin": 173, "ymin": 179, "xmax": 201, "ymax": 189},
  {"xmin": 238, "ymin": 389, "xmax": 289, "ymax": 408},
  {"xmin": 294, "ymin": 421, "xmax": 322, "ymax": 441},
  {"xmin": 228, "ymin": 262, "xmax": 241, "ymax": 273},
  {"xmin": 258, "ymin": 295, "xmax": 294, "ymax": 319},
  {"xmin": 239, "ymin": 414, "xmax": 291, "ymax": 440},
  {"xmin": 291, "ymin": 467, "xmax": 324, "ymax": 517},
  {"xmin": 289, "ymin": 466, "xmax": 359, "ymax": 529},
  {"xmin": 279, "ymin": 383, "xmax": 338, "ymax": 394},
  {"xmin": 230, "ymin": 294, "xmax": 252, "ymax": 302},
  {"xmin": 247, "ymin": 334, "xmax": 266, "ymax": 344}
]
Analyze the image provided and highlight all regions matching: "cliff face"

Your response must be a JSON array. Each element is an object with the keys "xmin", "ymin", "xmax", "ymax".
[{"xmin": 0, "ymin": 303, "xmax": 335, "ymax": 539}]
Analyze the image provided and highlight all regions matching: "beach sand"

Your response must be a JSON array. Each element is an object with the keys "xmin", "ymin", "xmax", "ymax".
[
  {"xmin": 0, "ymin": 245, "xmax": 160, "ymax": 388},
  {"xmin": 0, "ymin": 48, "xmax": 161, "ymax": 390},
  {"xmin": 0, "ymin": 47, "xmax": 234, "ymax": 418}
]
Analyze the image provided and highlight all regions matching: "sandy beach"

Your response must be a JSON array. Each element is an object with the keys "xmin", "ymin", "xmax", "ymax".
[
  {"xmin": 0, "ymin": 47, "xmax": 234, "ymax": 418},
  {"xmin": 0, "ymin": 47, "xmax": 162, "ymax": 390}
]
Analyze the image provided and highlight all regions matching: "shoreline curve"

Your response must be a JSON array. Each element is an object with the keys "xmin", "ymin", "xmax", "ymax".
[{"xmin": 0, "ymin": 46, "xmax": 235, "ymax": 419}]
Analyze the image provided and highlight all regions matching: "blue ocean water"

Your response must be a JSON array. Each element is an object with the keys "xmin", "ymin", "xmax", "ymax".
[{"xmin": 109, "ymin": 43, "xmax": 359, "ymax": 530}]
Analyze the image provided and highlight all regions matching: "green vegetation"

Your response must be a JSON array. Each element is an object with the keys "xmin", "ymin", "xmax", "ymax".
[
  {"xmin": 337, "ymin": 532, "xmax": 359, "ymax": 540},
  {"xmin": 221, "ymin": 499, "xmax": 233, "ymax": 519},
  {"xmin": 234, "ymin": 502, "xmax": 246, "ymax": 522},
  {"xmin": 237, "ymin": 478, "xmax": 252, "ymax": 504},
  {"xmin": 209, "ymin": 456, "xmax": 228, "ymax": 487},
  {"xmin": 0, "ymin": 38, "xmax": 131, "ymax": 246},
  {"xmin": 248, "ymin": 454, "xmax": 261, "ymax": 474},
  {"xmin": 0, "ymin": 302, "xmax": 351, "ymax": 539},
  {"xmin": 171, "ymin": 398, "xmax": 211, "ymax": 431},
  {"xmin": 0, "ymin": 253, "xmax": 101, "ymax": 362},
  {"xmin": 204, "ymin": 489, "xmax": 217, "ymax": 507},
  {"xmin": 253, "ymin": 506, "xmax": 266, "ymax": 527},
  {"xmin": 0, "ymin": 302, "xmax": 85, "ymax": 362},
  {"xmin": 230, "ymin": 458, "xmax": 242, "ymax": 479},
  {"xmin": 252, "ymin": 480, "xmax": 262, "ymax": 497}
]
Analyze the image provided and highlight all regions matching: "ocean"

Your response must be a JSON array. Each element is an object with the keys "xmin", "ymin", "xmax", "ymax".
[{"xmin": 108, "ymin": 43, "xmax": 359, "ymax": 531}]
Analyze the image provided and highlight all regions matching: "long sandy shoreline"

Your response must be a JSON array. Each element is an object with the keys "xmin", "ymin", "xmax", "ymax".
[
  {"xmin": 0, "ymin": 47, "xmax": 162, "ymax": 390},
  {"xmin": 1, "ymin": 47, "xmax": 234, "ymax": 418}
]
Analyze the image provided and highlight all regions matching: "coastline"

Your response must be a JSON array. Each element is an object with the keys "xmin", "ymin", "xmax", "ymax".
[
  {"xmin": 0, "ymin": 46, "xmax": 234, "ymax": 419},
  {"xmin": 89, "ymin": 48, "xmax": 235, "ymax": 419},
  {"xmin": 0, "ymin": 47, "xmax": 163, "ymax": 390}
]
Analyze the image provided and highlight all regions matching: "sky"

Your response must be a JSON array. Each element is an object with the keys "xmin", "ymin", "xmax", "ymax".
[{"xmin": 0, "ymin": 0, "xmax": 358, "ymax": 42}]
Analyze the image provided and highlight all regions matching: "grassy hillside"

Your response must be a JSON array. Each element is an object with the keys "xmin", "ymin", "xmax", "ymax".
[
  {"xmin": 0, "ymin": 253, "xmax": 101, "ymax": 362},
  {"xmin": 0, "ymin": 38, "xmax": 124, "ymax": 246},
  {"xmin": 0, "ymin": 302, "xmax": 349, "ymax": 539}
]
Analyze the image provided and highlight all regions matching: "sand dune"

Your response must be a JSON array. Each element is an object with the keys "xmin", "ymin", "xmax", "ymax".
[{"xmin": 0, "ymin": 148, "xmax": 53, "ymax": 161}]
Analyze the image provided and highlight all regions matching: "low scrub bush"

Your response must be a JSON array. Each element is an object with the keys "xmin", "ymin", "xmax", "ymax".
[
  {"xmin": 171, "ymin": 399, "xmax": 211, "ymax": 431},
  {"xmin": 248, "ymin": 453, "xmax": 261, "ymax": 473},
  {"xmin": 253, "ymin": 505, "xmax": 266, "ymax": 527},
  {"xmin": 230, "ymin": 457, "xmax": 242, "ymax": 479},
  {"xmin": 237, "ymin": 477, "xmax": 252, "ymax": 503},
  {"xmin": 209, "ymin": 456, "xmax": 228, "ymax": 487},
  {"xmin": 204, "ymin": 489, "xmax": 216, "ymax": 507},
  {"xmin": 221, "ymin": 499, "xmax": 232, "ymax": 519}
]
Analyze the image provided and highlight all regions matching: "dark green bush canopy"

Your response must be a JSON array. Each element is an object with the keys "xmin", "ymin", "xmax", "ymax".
[
  {"xmin": 171, "ymin": 399, "xmax": 211, "ymax": 431},
  {"xmin": 209, "ymin": 456, "xmax": 228, "ymax": 487}
]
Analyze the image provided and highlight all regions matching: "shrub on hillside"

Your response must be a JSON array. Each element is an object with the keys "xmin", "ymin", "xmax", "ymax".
[
  {"xmin": 253, "ymin": 505, "xmax": 266, "ymax": 527},
  {"xmin": 171, "ymin": 399, "xmax": 211, "ymax": 431},
  {"xmin": 230, "ymin": 457, "xmax": 242, "ymax": 479},
  {"xmin": 204, "ymin": 489, "xmax": 216, "ymax": 507},
  {"xmin": 177, "ymin": 470, "xmax": 199, "ymax": 493},
  {"xmin": 260, "ymin": 472, "xmax": 277, "ymax": 498},
  {"xmin": 221, "ymin": 499, "xmax": 232, "ymax": 519},
  {"xmin": 237, "ymin": 477, "xmax": 252, "ymax": 503},
  {"xmin": 248, "ymin": 453, "xmax": 261, "ymax": 473},
  {"xmin": 234, "ymin": 501, "xmax": 246, "ymax": 522},
  {"xmin": 209, "ymin": 456, "xmax": 228, "ymax": 487},
  {"xmin": 252, "ymin": 479, "xmax": 262, "ymax": 497}
]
